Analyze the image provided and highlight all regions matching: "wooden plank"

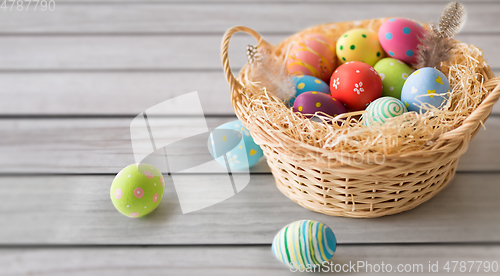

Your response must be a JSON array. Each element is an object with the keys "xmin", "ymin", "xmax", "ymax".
[
  {"xmin": 0, "ymin": 34, "xmax": 497, "ymax": 70},
  {"xmin": 0, "ymin": 35, "xmax": 271, "ymax": 70},
  {"xmin": 0, "ymin": 34, "xmax": 279, "ymax": 70},
  {"xmin": 0, "ymin": 172, "xmax": 499, "ymax": 244},
  {"xmin": 0, "ymin": 72, "xmax": 235, "ymax": 115},
  {"xmin": 0, "ymin": 2, "xmax": 497, "ymax": 34},
  {"xmin": 0, "ymin": 117, "xmax": 267, "ymax": 174},
  {"xmin": 0, "ymin": 117, "xmax": 499, "ymax": 174},
  {"xmin": 1, "ymin": 245, "xmax": 500, "ymax": 275},
  {"xmin": 0, "ymin": 71, "xmax": 497, "ymax": 116}
]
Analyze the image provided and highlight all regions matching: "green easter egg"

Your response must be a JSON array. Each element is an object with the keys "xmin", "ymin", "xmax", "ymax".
[
  {"xmin": 373, "ymin": 58, "xmax": 414, "ymax": 99},
  {"xmin": 110, "ymin": 163, "xmax": 165, "ymax": 218}
]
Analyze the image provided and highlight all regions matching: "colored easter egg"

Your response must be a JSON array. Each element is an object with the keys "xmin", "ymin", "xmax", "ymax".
[
  {"xmin": 287, "ymin": 75, "xmax": 330, "ymax": 106},
  {"xmin": 378, "ymin": 18, "xmax": 427, "ymax": 64},
  {"xmin": 336, "ymin": 28, "xmax": 385, "ymax": 66},
  {"xmin": 208, "ymin": 120, "xmax": 263, "ymax": 170},
  {"xmin": 293, "ymin": 91, "xmax": 347, "ymax": 118},
  {"xmin": 287, "ymin": 34, "xmax": 336, "ymax": 83},
  {"xmin": 401, "ymin": 67, "xmax": 450, "ymax": 112},
  {"xmin": 272, "ymin": 220, "xmax": 337, "ymax": 269},
  {"xmin": 110, "ymin": 163, "xmax": 165, "ymax": 218},
  {"xmin": 330, "ymin": 61, "xmax": 383, "ymax": 111},
  {"xmin": 363, "ymin": 97, "xmax": 407, "ymax": 126},
  {"xmin": 373, "ymin": 58, "xmax": 414, "ymax": 99}
]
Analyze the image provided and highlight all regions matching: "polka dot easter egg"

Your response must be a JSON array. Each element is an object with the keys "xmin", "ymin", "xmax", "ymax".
[
  {"xmin": 293, "ymin": 91, "xmax": 347, "ymax": 119},
  {"xmin": 336, "ymin": 28, "xmax": 385, "ymax": 66},
  {"xmin": 401, "ymin": 67, "xmax": 450, "ymax": 113},
  {"xmin": 378, "ymin": 18, "xmax": 427, "ymax": 65},
  {"xmin": 208, "ymin": 120, "xmax": 263, "ymax": 170},
  {"xmin": 330, "ymin": 61, "xmax": 383, "ymax": 111},
  {"xmin": 272, "ymin": 220, "xmax": 337, "ymax": 270},
  {"xmin": 363, "ymin": 97, "xmax": 407, "ymax": 126},
  {"xmin": 110, "ymin": 163, "xmax": 165, "ymax": 218},
  {"xmin": 286, "ymin": 34, "xmax": 336, "ymax": 83},
  {"xmin": 287, "ymin": 75, "xmax": 330, "ymax": 106},
  {"xmin": 373, "ymin": 58, "xmax": 414, "ymax": 99}
]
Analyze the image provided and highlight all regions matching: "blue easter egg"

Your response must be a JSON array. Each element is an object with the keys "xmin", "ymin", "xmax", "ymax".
[
  {"xmin": 272, "ymin": 220, "xmax": 337, "ymax": 269},
  {"xmin": 208, "ymin": 120, "xmax": 263, "ymax": 170},
  {"xmin": 287, "ymin": 75, "xmax": 330, "ymax": 106},
  {"xmin": 401, "ymin": 67, "xmax": 450, "ymax": 112}
]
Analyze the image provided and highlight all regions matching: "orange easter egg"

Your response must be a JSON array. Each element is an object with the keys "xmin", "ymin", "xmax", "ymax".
[{"xmin": 286, "ymin": 34, "xmax": 336, "ymax": 83}]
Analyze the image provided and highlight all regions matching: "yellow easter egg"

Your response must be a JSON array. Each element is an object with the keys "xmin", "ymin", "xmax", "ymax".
[{"xmin": 336, "ymin": 28, "xmax": 385, "ymax": 66}]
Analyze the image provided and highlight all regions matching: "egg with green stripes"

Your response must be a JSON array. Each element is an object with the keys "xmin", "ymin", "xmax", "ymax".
[
  {"xmin": 363, "ymin": 96, "xmax": 407, "ymax": 126},
  {"xmin": 272, "ymin": 220, "xmax": 337, "ymax": 269}
]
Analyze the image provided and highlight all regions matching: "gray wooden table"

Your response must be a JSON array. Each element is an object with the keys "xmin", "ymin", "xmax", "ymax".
[{"xmin": 1, "ymin": 1, "xmax": 500, "ymax": 275}]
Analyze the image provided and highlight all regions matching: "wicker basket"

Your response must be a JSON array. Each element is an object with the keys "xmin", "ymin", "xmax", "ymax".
[{"xmin": 220, "ymin": 19, "xmax": 500, "ymax": 218}]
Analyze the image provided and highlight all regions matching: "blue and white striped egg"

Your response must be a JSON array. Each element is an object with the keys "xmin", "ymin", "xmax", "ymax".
[
  {"xmin": 208, "ymin": 120, "xmax": 263, "ymax": 170},
  {"xmin": 287, "ymin": 75, "xmax": 330, "ymax": 106},
  {"xmin": 363, "ymin": 96, "xmax": 407, "ymax": 126},
  {"xmin": 401, "ymin": 67, "xmax": 450, "ymax": 112},
  {"xmin": 272, "ymin": 220, "xmax": 337, "ymax": 269}
]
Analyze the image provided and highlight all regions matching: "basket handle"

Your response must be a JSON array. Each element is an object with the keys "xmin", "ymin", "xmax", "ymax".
[
  {"xmin": 440, "ymin": 77, "xmax": 500, "ymax": 140},
  {"xmin": 221, "ymin": 26, "xmax": 268, "ymax": 92}
]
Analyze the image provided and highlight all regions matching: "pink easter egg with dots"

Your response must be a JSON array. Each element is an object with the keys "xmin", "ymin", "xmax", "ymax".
[
  {"xmin": 378, "ymin": 18, "xmax": 427, "ymax": 65},
  {"xmin": 287, "ymin": 34, "xmax": 337, "ymax": 83}
]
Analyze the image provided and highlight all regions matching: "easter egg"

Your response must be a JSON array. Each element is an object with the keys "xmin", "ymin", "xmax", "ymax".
[
  {"xmin": 363, "ymin": 97, "xmax": 407, "ymax": 126},
  {"xmin": 272, "ymin": 220, "xmax": 337, "ymax": 269},
  {"xmin": 373, "ymin": 58, "xmax": 414, "ymax": 99},
  {"xmin": 401, "ymin": 67, "xmax": 450, "ymax": 112},
  {"xmin": 287, "ymin": 34, "xmax": 336, "ymax": 83},
  {"xmin": 287, "ymin": 75, "xmax": 330, "ymax": 106},
  {"xmin": 378, "ymin": 18, "xmax": 426, "ymax": 65},
  {"xmin": 293, "ymin": 91, "xmax": 347, "ymax": 118},
  {"xmin": 110, "ymin": 163, "xmax": 165, "ymax": 218},
  {"xmin": 330, "ymin": 61, "xmax": 383, "ymax": 111},
  {"xmin": 336, "ymin": 28, "xmax": 385, "ymax": 66},
  {"xmin": 208, "ymin": 120, "xmax": 263, "ymax": 170}
]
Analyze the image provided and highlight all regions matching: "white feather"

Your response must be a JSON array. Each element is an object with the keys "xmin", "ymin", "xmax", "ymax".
[{"xmin": 248, "ymin": 48, "xmax": 296, "ymax": 102}]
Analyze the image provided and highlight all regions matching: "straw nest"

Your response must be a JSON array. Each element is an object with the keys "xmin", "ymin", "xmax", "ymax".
[{"xmin": 221, "ymin": 18, "xmax": 500, "ymax": 217}]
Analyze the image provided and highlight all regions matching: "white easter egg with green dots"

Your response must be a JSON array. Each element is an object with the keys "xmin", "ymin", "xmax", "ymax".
[
  {"xmin": 363, "ymin": 96, "xmax": 407, "ymax": 126},
  {"xmin": 373, "ymin": 57, "xmax": 414, "ymax": 99},
  {"xmin": 110, "ymin": 163, "xmax": 165, "ymax": 218}
]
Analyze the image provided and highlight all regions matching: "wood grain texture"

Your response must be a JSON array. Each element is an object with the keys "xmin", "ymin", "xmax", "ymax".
[
  {"xmin": 0, "ymin": 117, "xmax": 498, "ymax": 174},
  {"xmin": 0, "ymin": 172, "xmax": 499, "ymax": 244},
  {"xmin": 2, "ymin": 244, "xmax": 500, "ymax": 276},
  {"xmin": 0, "ymin": 0, "xmax": 498, "ymax": 273},
  {"xmin": 0, "ymin": 34, "xmax": 496, "ymax": 71},
  {"xmin": 0, "ymin": 117, "xmax": 267, "ymax": 174},
  {"xmin": 0, "ymin": 72, "xmax": 235, "ymax": 115},
  {"xmin": 0, "ymin": 2, "xmax": 498, "ymax": 34},
  {"xmin": 0, "ymin": 0, "xmax": 497, "ymax": 269},
  {"xmin": 0, "ymin": 71, "xmax": 499, "ymax": 115}
]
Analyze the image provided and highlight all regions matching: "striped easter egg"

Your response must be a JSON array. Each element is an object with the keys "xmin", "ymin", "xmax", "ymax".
[
  {"xmin": 363, "ymin": 96, "xmax": 407, "ymax": 126},
  {"xmin": 272, "ymin": 220, "xmax": 337, "ymax": 269},
  {"xmin": 286, "ymin": 34, "xmax": 336, "ymax": 83}
]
